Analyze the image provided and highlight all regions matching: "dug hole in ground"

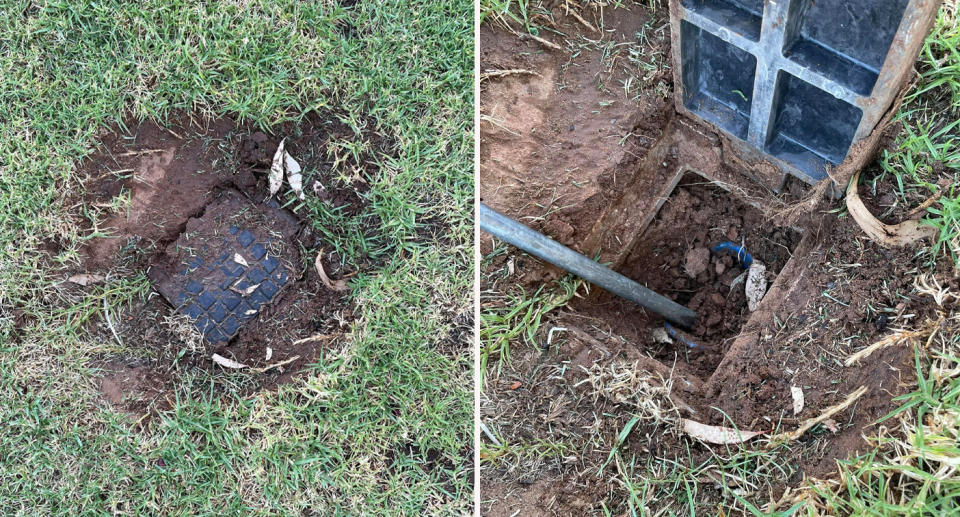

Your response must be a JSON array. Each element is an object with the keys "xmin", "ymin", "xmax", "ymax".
[{"xmin": 479, "ymin": 2, "xmax": 958, "ymax": 514}]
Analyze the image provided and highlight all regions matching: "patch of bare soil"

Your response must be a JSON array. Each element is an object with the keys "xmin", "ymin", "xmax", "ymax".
[
  {"xmin": 483, "ymin": 214, "xmax": 941, "ymax": 514},
  {"xmin": 61, "ymin": 110, "xmax": 391, "ymax": 415},
  {"xmin": 479, "ymin": 4, "xmax": 950, "ymax": 516},
  {"xmin": 479, "ymin": 3, "xmax": 673, "ymax": 256}
]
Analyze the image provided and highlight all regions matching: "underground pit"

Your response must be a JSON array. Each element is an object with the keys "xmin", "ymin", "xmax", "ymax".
[{"xmin": 571, "ymin": 171, "xmax": 802, "ymax": 378}]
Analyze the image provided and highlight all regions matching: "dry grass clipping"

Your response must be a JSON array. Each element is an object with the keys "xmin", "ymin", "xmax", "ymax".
[
  {"xmin": 575, "ymin": 360, "xmax": 682, "ymax": 428},
  {"xmin": 479, "ymin": 69, "xmax": 541, "ymax": 83},
  {"xmin": 765, "ymin": 273, "xmax": 960, "ymax": 514},
  {"xmin": 162, "ymin": 313, "xmax": 205, "ymax": 355},
  {"xmin": 844, "ymin": 318, "xmax": 943, "ymax": 367},
  {"xmin": 768, "ymin": 386, "xmax": 868, "ymax": 444}
]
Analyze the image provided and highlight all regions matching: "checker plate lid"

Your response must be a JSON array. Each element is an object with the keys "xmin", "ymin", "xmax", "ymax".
[{"xmin": 148, "ymin": 190, "xmax": 300, "ymax": 344}]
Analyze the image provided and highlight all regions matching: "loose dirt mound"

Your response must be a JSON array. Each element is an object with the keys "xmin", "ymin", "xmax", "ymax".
[{"xmin": 59, "ymin": 111, "xmax": 390, "ymax": 414}]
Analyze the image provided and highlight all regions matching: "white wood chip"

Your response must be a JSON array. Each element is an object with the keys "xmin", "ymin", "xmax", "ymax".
[
  {"xmin": 791, "ymin": 386, "xmax": 804, "ymax": 415},
  {"xmin": 682, "ymin": 419, "xmax": 762, "ymax": 445},
  {"xmin": 233, "ymin": 253, "xmax": 249, "ymax": 267},
  {"xmin": 212, "ymin": 353, "xmax": 247, "ymax": 369},
  {"xmin": 746, "ymin": 261, "xmax": 768, "ymax": 311}
]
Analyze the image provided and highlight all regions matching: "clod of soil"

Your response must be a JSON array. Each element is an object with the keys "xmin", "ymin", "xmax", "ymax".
[{"xmin": 684, "ymin": 247, "xmax": 710, "ymax": 277}]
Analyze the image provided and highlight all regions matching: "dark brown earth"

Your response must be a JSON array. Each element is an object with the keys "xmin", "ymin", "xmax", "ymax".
[
  {"xmin": 62, "ymin": 110, "xmax": 390, "ymax": 416},
  {"xmin": 571, "ymin": 174, "xmax": 802, "ymax": 378},
  {"xmin": 479, "ymin": 3, "xmax": 949, "ymax": 516}
]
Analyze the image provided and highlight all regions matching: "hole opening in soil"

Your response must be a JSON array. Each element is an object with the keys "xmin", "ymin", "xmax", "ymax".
[{"xmin": 571, "ymin": 171, "xmax": 802, "ymax": 378}]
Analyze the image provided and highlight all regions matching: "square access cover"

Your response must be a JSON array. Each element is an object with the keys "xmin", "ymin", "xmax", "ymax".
[
  {"xmin": 148, "ymin": 189, "xmax": 301, "ymax": 344},
  {"xmin": 669, "ymin": 0, "xmax": 941, "ymax": 187}
]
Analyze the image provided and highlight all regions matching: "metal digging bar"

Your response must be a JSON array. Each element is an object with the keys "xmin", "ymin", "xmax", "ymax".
[{"xmin": 479, "ymin": 203, "xmax": 697, "ymax": 330}]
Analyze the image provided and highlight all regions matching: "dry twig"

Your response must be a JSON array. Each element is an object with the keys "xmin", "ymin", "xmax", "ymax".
[
  {"xmin": 479, "ymin": 69, "xmax": 541, "ymax": 83},
  {"xmin": 769, "ymin": 386, "xmax": 868, "ymax": 443}
]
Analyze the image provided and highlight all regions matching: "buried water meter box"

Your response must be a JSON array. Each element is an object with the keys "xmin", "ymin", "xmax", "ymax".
[{"xmin": 669, "ymin": 0, "xmax": 941, "ymax": 188}]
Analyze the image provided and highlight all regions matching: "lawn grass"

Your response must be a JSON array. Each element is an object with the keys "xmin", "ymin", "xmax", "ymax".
[
  {"xmin": 479, "ymin": 243, "xmax": 579, "ymax": 375},
  {"xmin": 873, "ymin": 2, "xmax": 960, "ymax": 270},
  {"xmin": 0, "ymin": 1, "xmax": 473, "ymax": 515}
]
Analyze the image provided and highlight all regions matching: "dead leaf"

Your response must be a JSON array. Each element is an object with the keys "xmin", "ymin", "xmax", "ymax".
[
  {"xmin": 745, "ymin": 261, "xmax": 767, "ymax": 311},
  {"xmin": 315, "ymin": 250, "xmax": 349, "ymax": 292},
  {"xmin": 509, "ymin": 381, "xmax": 522, "ymax": 390},
  {"xmin": 212, "ymin": 353, "xmax": 247, "ymax": 369},
  {"xmin": 681, "ymin": 419, "xmax": 762, "ymax": 445},
  {"xmin": 847, "ymin": 170, "xmax": 937, "ymax": 247},
  {"xmin": 269, "ymin": 138, "xmax": 286, "ymax": 196},
  {"xmin": 284, "ymin": 151, "xmax": 304, "ymax": 200},
  {"xmin": 68, "ymin": 273, "xmax": 105, "ymax": 286},
  {"xmin": 233, "ymin": 253, "xmax": 249, "ymax": 267},
  {"xmin": 230, "ymin": 282, "xmax": 260, "ymax": 296},
  {"xmin": 822, "ymin": 418, "xmax": 840, "ymax": 433},
  {"xmin": 791, "ymin": 386, "xmax": 804, "ymax": 415}
]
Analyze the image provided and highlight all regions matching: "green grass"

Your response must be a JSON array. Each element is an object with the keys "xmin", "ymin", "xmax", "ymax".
[
  {"xmin": 479, "ymin": 244, "xmax": 579, "ymax": 375},
  {"xmin": 0, "ymin": 0, "xmax": 472, "ymax": 515},
  {"xmin": 871, "ymin": 2, "xmax": 960, "ymax": 270}
]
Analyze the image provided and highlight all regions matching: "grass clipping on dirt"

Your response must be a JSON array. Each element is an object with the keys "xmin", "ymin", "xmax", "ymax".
[
  {"xmin": 0, "ymin": 1, "xmax": 473, "ymax": 515},
  {"xmin": 767, "ymin": 275, "xmax": 960, "ymax": 515}
]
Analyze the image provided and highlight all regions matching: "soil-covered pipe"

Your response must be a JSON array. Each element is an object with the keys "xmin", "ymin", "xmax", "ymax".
[{"xmin": 478, "ymin": 203, "xmax": 697, "ymax": 330}]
